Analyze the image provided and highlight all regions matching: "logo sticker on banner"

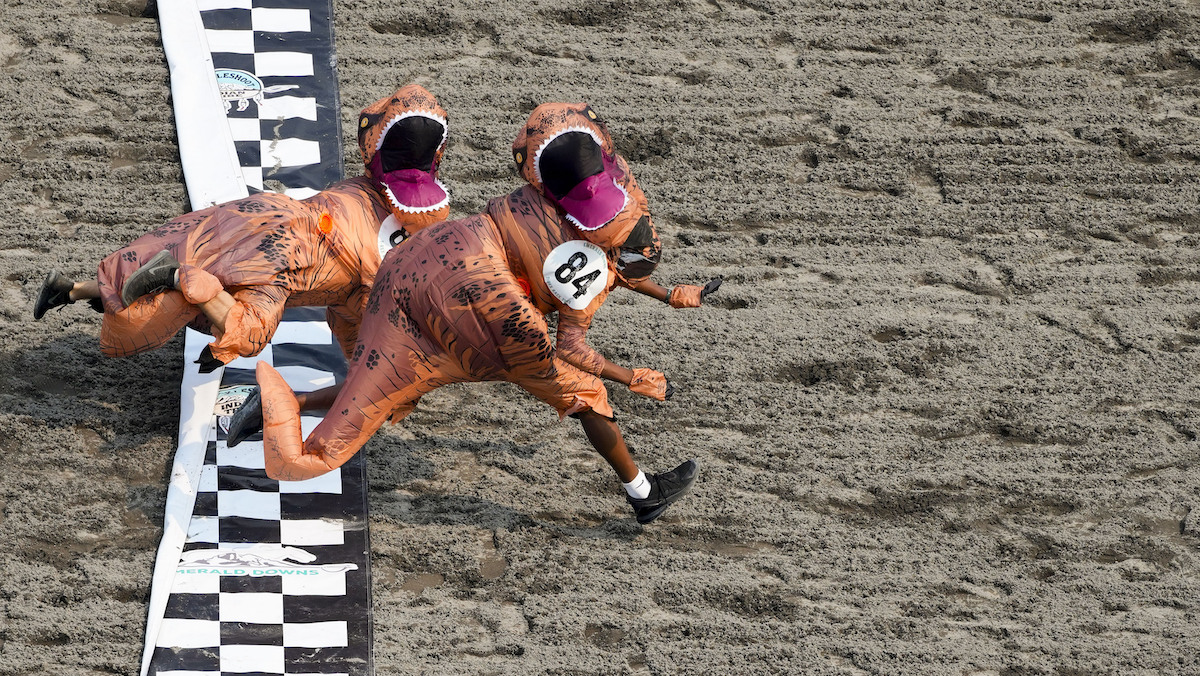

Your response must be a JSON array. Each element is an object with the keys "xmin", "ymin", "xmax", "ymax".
[{"xmin": 215, "ymin": 68, "xmax": 300, "ymax": 112}]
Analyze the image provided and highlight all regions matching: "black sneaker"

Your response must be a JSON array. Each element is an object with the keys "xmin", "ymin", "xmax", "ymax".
[
  {"xmin": 120, "ymin": 250, "xmax": 180, "ymax": 307},
  {"xmin": 33, "ymin": 270, "xmax": 75, "ymax": 319},
  {"xmin": 225, "ymin": 387, "xmax": 262, "ymax": 448},
  {"xmin": 627, "ymin": 459, "xmax": 699, "ymax": 524}
]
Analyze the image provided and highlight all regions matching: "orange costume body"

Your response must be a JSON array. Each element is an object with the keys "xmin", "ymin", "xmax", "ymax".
[
  {"xmin": 257, "ymin": 105, "xmax": 665, "ymax": 481},
  {"xmin": 93, "ymin": 85, "xmax": 451, "ymax": 366},
  {"xmin": 96, "ymin": 178, "xmax": 392, "ymax": 362}
]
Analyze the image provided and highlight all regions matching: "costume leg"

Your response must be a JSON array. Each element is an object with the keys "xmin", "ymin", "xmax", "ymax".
[
  {"xmin": 99, "ymin": 290, "xmax": 200, "ymax": 357},
  {"xmin": 257, "ymin": 290, "xmax": 445, "ymax": 480},
  {"xmin": 257, "ymin": 357, "xmax": 436, "ymax": 481}
]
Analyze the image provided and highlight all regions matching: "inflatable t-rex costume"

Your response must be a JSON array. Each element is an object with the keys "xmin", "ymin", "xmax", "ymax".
[
  {"xmin": 248, "ymin": 103, "xmax": 711, "ymax": 523},
  {"xmin": 33, "ymin": 84, "xmax": 451, "ymax": 370}
]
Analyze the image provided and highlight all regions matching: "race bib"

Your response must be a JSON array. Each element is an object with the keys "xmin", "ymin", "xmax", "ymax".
[
  {"xmin": 377, "ymin": 214, "xmax": 410, "ymax": 259},
  {"xmin": 543, "ymin": 240, "xmax": 609, "ymax": 310}
]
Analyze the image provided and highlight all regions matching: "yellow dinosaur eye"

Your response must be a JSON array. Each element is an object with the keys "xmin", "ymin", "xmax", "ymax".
[
  {"xmin": 587, "ymin": 109, "xmax": 597, "ymax": 119},
  {"xmin": 515, "ymin": 151, "xmax": 523, "ymax": 164},
  {"xmin": 360, "ymin": 117, "xmax": 369, "ymax": 128}
]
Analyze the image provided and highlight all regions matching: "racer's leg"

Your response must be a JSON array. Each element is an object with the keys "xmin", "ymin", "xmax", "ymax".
[
  {"xmin": 70, "ymin": 280, "xmax": 100, "ymax": 301},
  {"xmin": 577, "ymin": 409, "xmax": 638, "ymax": 482},
  {"xmin": 516, "ymin": 358, "xmax": 698, "ymax": 524},
  {"xmin": 33, "ymin": 273, "xmax": 99, "ymax": 319}
]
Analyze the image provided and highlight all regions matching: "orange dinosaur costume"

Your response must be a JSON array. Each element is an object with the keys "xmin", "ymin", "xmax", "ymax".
[
  {"xmin": 254, "ymin": 104, "xmax": 683, "ymax": 482},
  {"xmin": 35, "ymin": 85, "xmax": 451, "ymax": 369}
]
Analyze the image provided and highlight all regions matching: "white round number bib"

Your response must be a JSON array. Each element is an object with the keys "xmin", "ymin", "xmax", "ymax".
[
  {"xmin": 377, "ymin": 214, "xmax": 410, "ymax": 259},
  {"xmin": 542, "ymin": 240, "xmax": 609, "ymax": 310}
]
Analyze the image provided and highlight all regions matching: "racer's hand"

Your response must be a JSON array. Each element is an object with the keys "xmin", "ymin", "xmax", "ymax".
[
  {"xmin": 629, "ymin": 367, "xmax": 673, "ymax": 401},
  {"xmin": 667, "ymin": 277, "xmax": 722, "ymax": 308},
  {"xmin": 225, "ymin": 387, "xmax": 263, "ymax": 447}
]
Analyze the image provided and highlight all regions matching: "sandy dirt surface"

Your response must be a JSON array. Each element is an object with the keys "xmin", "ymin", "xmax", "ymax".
[{"xmin": 2, "ymin": 0, "xmax": 1200, "ymax": 673}]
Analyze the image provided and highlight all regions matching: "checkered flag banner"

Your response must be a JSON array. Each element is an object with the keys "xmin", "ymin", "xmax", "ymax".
[{"xmin": 144, "ymin": 1, "xmax": 371, "ymax": 674}]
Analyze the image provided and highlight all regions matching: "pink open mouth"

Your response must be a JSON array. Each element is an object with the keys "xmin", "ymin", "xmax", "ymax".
[
  {"xmin": 369, "ymin": 156, "xmax": 449, "ymax": 214},
  {"xmin": 555, "ymin": 159, "xmax": 629, "ymax": 231}
]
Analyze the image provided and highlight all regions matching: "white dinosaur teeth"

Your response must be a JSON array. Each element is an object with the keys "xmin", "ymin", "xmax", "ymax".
[{"xmin": 373, "ymin": 110, "xmax": 448, "ymax": 155}]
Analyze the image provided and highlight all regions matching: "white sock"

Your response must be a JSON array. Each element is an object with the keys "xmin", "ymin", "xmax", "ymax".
[{"xmin": 622, "ymin": 470, "xmax": 650, "ymax": 499}]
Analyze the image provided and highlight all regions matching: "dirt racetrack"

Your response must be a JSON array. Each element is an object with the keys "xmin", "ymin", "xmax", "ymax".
[{"xmin": 2, "ymin": 0, "xmax": 1200, "ymax": 674}]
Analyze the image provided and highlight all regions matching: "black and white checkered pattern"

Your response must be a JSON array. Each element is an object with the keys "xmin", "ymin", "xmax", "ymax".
[
  {"xmin": 149, "ymin": 0, "xmax": 370, "ymax": 672},
  {"xmin": 196, "ymin": 0, "xmax": 343, "ymax": 199},
  {"xmin": 150, "ymin": 310, "xmax": 369, "ymax": 676}
]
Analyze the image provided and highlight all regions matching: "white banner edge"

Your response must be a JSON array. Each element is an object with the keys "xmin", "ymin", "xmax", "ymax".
[{"xmin": 142, "ymin": 0, "xmax": 249, "ymax": 671}]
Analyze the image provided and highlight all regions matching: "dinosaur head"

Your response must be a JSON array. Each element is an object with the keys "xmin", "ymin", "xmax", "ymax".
[
  {"xmin": 358, "ymin": 84, "xmax": 450, "ymax": 230},
  {"xmin": 512, "ymin": 103, "xmax": 653, "ymax": 258}
]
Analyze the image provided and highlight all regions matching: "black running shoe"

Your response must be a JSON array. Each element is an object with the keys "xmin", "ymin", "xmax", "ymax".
[
  {"xmin": 33, "ymin": 270, "xmax": 75, "ymax": 319},
  {"xmin": 226, "ymin": 387, "xmax": 263, "ymax": 448},
  {"xmin": 120, "ymin": 250, "xmax": 180, "ymax": 307},
  {"xmin": 627, "ymin": 459, "xmax": 699, "ymax": 524}
]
